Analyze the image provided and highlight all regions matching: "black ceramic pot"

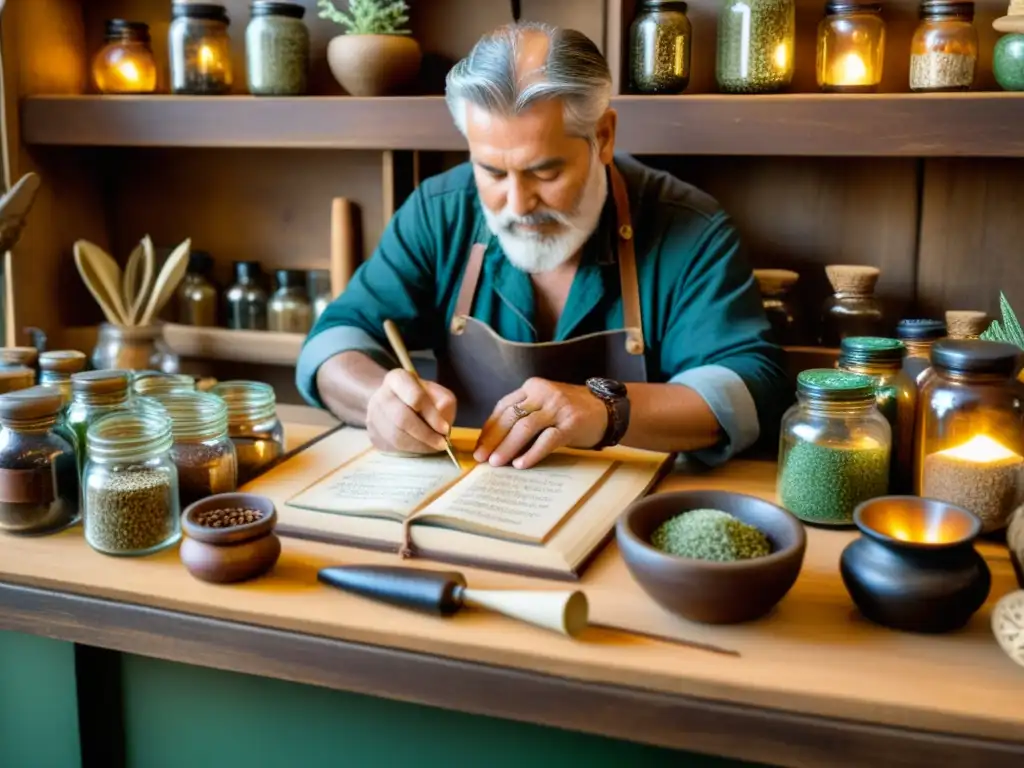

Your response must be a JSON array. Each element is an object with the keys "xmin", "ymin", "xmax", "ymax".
[{"xmin": 840, "ymin": 496, "xmax": 992, "ymax": 633}]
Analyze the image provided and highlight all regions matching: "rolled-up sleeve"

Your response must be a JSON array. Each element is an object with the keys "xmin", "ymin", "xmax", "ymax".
[
  {"xmin": 660, "ymin": 210, "xmax": 792, "ymax": 466},
  {"xmin": 295, "ymin": 187, "xmax": 438, "ymax": 409}
]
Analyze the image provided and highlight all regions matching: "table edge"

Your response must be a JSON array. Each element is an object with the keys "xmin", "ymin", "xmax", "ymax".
[{"xmin": 2, "ymin": 580, "xmax": 1022, "ymax": 768}]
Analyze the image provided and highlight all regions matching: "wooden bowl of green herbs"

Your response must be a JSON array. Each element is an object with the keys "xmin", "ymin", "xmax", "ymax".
[{"xmin": 616, "ymin": 490, "xmax": 806, "ymax": 624}]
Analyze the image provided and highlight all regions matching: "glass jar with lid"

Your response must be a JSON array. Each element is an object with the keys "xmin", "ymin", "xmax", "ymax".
[
  {"xmin": 83, "ymin": 410, "xmax": 181, "ymax": 556},
  {"xmin": 268, "ymin": 269, "xmax": 313, "ymax": 333},
  {"xmin": 0, "ymin": 387, "xmax": 80, "ymax": 535},
  {"xmin": 0, "ymin": 366, "xmax": 36, "ymax": 394},
  {"xmin": 133, "ymin": 372, "xmax": 197, "ymax": 398},
  {"xmin": 820, "ymin": 264, "xmax": 885, "ymax": 346},
  {"xmin": 176, "ymin": 250, "xmax": 219, "ymax": 327},
  {"xmin": 39, "ymin": 350, "xmax": 88, "ymax": 405},
  {"xmin": 92, "ymin": 19, "xmax": 158, "ymax": 94},
  {"xmin": 917, "ymin": 339, "xmax": 1024, "ymax": 533},
  {"xmin": 716, "ymin": 0, "xmax": 796, "ymax": 93},
  {"xmin": 629, "ymin": 0, "xmax": 692, "ymax": 94},
  {"xmin": 816, "ymin": 1, "xmax": 886, "ymax": 92},
  {"xmin": 138, "ymin": 391, "xmax": 237, "ymax": 508},
  {"xmin": 211, "ymin": 380, "xmax": 284, "ymax": 484},
  {"xmin": 0, "ymin": 346, "xmax": 39, "ymax": 374},
  {"xmin": 754, "ymin": 269, "xmax": 801, "ymax": 345},
  {"xmin": 910, "ymin": 0, "xmax": 978, "ymax": 91},
  {"xmin": 246, "ymin": 1, "xmax": 310, "ymax": 96},
  {"xmin": 169, "ymin": 2, "xmax": 233, "ymax": 95},
  {"xmin": 895, "ymin": 318, "xmax": 946, "ymax": 384},
  {"xmin": 837, "ymin": 337, "xmax": 916, "ymax": 494},
  {"xmin": 225, "ymin": 261, "xmax": 269, "ymax": 330},
  {"xmin": 67, "ymin": 370, "xmax": 132, "ymax": 471},
  {"xmin": 778, "ymin": 369, "xmax": 891, "ymax": 526}
]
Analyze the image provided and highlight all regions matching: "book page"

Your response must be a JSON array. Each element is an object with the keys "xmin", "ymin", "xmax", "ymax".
[
  {"xmin": 286, "ymin": 450, "xmax": 464, "ymax": 520},
  {"xmin": 411, "ymin": 454, "xmax": 615, "ymax": 544}
]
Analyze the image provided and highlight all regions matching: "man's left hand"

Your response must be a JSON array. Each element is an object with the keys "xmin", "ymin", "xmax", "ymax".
[{"xmin": 473, "ymin": 378, "xmax": 608, "ymax": 469}]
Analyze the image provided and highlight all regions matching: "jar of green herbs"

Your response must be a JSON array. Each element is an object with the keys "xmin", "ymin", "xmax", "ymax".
[
  {"xmin": 67, "ymin": 370, "xmax": 132, "ymax": 472},
  {"xmin": 837, "ymin": 337, "xmax": 917, "ymax": 494},
  {"xmin": 629, "ymin": 1, "xmax": 692, "ymax": 94},
  {"xmin": 246, "ymin": 1, "xmax": 310, "ymax": 96},
  {"xmin": 716, "ymin": 0, "xmax": 796, "ymax": 93},
  {"xmin": 778, "ymin": 369, "xmax": 891, "ymax": 526}
]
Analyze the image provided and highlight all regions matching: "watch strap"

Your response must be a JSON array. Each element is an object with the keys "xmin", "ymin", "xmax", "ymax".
[{"xmin": 587, "ymin": 378, "xmax": 630, "ymax": 449}]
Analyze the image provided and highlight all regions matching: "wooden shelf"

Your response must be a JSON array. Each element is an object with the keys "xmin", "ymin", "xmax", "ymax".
[
  {"xmin": 20, "ymin": 93, "xmax": 1024, "ymax": 156},
  {"xmin": 162, "ymin": 323, "xmax": 304, "ymax": 366}
]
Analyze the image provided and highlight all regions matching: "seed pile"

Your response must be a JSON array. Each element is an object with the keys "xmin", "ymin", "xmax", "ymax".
[
  {"xmin": 910, "ymin": 52, "xmax": 976, "ymax": 91},
  {"xmin": 923, "ymin": 452, "xmax": 1023, "ymax": 533},
  {"xmin": 651, "ymin": 508, "xmax": 771, "ymax": 562},
  {"xmin": 717, "ymin": 0, "xmax": 794, "ymax": 93},
  {"xmin": 85, "ymin": 468, "xmax": 177, "ymax": 553},
  {"xmin": 193, "ymin": 507, "xmax": 263, "ymax": 528},
  {"xmin": 779, "ymin": 440, "xmax": 889, "ymax": 525}
]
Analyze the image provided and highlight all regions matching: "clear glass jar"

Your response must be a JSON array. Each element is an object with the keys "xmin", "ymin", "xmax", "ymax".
[
  {"xmin": 837, "ymin": 337, "xmax": 916, "ymax": 495},
  {"xmin": 67, "ymin": 370, "xmax": 132, "ymax": 472},
  {"xmin": 754, "ymin": 269, "xmax": 800, "ymax": 345},
  {"xmin": 307, "ymin": 269, "xmax": 332, "ymax": 325},
  {"xmin": 820, "ymin": 264, "xmax": 885, "ymax": 347},
  {"xmin": 246, "ymin": 1, "xmax": 310, "ymax": 96},
  {"xmin": 895, "ymin": 318, "xmax": 946, "ymax": 385},
  {"xmin": 39, "ymin": 350, "xmax": 88, "ymax": 405},
  {"xmin": 225, "ymin": 260, "xmax": 268, "ymax": 331},
  {"xmin": 92, "ymin": 19, "xmax": 158, "ymax": 94},
  {"xmin": 132, "ymin": 372, "xmax": 197, "ymax": 398},
  {"xmin": 0, "ymin": 366, "xmax": 36, "ymax": 394},
  {"xmin": 176, "ymin": 250, "xmax": 219, "ymax": 327},
  {"xmin": 778, "ymin": 369, "xmax": 891, "ymax": 526},
  {"xmin": 717, "ymin": 0, "xmax": 796, "ymax": 93},
  {"xmin": 910, "ymin": 0, "xmax": 978, "ymax": 91},
  {"xmin": 268, "ymin": 269, "xmax": 313, "ymax": 333},
  {"xmin": 917, "ymin": 339, "xmax": 1024, "ymax": 533},
  {"xmin": 629, "ymin": 0, "xmax": 692, "ymax": 94},
  {"xmin": 211, "ymin": 380, "xmax": 284, "ymax": 485},
  {"xmin": 169, "ymin": 2, "xmax": 233, "ymax": 95},
  {"xmin": 83, "ymin": 410, "xmax": 181, "ymax": 556},
  {"xmin": 816, "ymin": 1, "xmax": 886, "ymax": 92},
  {"xmin": 138, "ymin": 392, "xmax": 238, "ymax": 509},
  {"xmin": 0, "ymin": 386, "xmax": 80, "ymax": 535}
]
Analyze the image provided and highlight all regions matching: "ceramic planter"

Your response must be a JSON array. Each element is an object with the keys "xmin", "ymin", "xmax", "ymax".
[{"xmin": 326, "ymin": 34, "xmax": 422, "ymax": 96}]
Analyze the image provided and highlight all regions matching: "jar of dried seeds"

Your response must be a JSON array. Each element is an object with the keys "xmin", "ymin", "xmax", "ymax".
[
  {"xmin": 716, "ymin": 0, "xmax": 796, "ymax": 93},
  {"xmin": 67, "ymin": 370, "xmax": 132, "ymax": 471},
  {"xmin": 83, "ymin": 410, "xmax": 181, "ymax": 556},
  {"xmin": 211, "ymin": 380, "xmax": 284, "ymax": 485},
  {"xmin": 246, "ymin": 1, "xmax": 310, "ymax": 96},
  {"xmin": 629, "ymin": 1, "xmax": 692, "ymax": 94},
  {"xmin": 39, "ymin": 350, "xmax": 88, "ymax": 405},
  {"xmin": 0, "ymin": 387, "xmax": 80, "ymax": 535},
  {"xmin": 778, "ymin": 369, "xmax": 891, "ymax": 526},
  {"xmin": 910, "ymin": 0, "xmax": 978, "ymax": 91},
  {"xmin": 137, "ymin": 391, "xmax": 237, "ymax": 508}
]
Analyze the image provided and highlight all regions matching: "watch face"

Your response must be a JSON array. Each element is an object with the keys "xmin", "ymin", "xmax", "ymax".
[{"xmin": 587, "ymin": 377, "xmax": 627, "ymax": 399}]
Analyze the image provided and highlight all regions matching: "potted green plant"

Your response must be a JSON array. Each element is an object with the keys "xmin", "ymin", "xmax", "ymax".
[{"xmin": 318, "ymin": 0, "xmax": 422, "ymax": 97}]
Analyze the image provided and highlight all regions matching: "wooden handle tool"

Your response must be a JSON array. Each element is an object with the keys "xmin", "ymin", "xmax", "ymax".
[
  {"xmin": 318, "ymin": 565, "xmax": 589, "ymax": 637},
  {"xmin": 330, "ymin": 197, "xmax": 357, "ymax": 297},
  {"xmin": 382, "ymin": 319, "xmax": 459, "ymax": 470}
]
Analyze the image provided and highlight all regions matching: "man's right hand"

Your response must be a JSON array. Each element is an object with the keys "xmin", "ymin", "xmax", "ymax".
[{"xmin": 366, "ymin": 368, "xmax": 457, "ymax": 454}]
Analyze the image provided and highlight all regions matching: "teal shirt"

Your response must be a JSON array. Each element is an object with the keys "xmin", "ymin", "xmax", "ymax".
[{"xmin": 297, "ymin": 154, "xmax": 791, "ymax": 465}]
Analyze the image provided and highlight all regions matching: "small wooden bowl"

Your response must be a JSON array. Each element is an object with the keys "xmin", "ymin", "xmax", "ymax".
[
  {"xmin": 180, "ymin": 493, "xmax": 281, "ymax": 584},
  {"xmin": 616, "ymin": 490, "xmax": 806, "ymax": 624}
]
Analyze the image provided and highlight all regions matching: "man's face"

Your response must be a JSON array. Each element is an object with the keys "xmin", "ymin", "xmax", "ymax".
[{"xmin": 465, "ymin": 99, "xmax": 616, "ymax": 273}]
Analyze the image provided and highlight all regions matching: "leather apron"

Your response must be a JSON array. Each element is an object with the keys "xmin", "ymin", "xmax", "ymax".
[{"xmin": 438, "ymin": 163, "xmax": 648, "ymax": 429}]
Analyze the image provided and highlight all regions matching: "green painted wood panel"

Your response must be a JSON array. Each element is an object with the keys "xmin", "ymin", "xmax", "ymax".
[
  {"xmin": 0, "ymin": 631, "xmax": 81, "ymax": 768},
  {"xmin": 121, "ymin": 654, "xmax": 764, "ymax": 768}
]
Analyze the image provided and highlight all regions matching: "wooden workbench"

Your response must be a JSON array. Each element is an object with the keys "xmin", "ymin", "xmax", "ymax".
[{"xmin": 1, "ymin": 405, "xmax": 1022, "ymax": 768}]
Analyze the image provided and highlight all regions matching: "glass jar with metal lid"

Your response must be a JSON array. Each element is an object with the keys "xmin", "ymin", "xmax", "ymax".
[
  {"xmin": 137, "ymin": 391, "xmax": 237, "ymax": 508},
  {"xmin": 816, "ymin": 0, "xmax": 886, "ymax": 92},
  {"xmin": 629, "ymin": 0, "xmax": 692, "ymax": 94},
  {"xmin": 777, "ymin": 369, "xmax": 891, "ymax": 526},
  {"xmin": 268, "ymin": 269, "xmax": 313, "ymax": 333},
  {"xmin": 246, "ymin": 1, "xmax": 310, "ymax": 95},
  {"xmin": 917, "ymin": 339, "xmax": 1024, "ymax": 533},
  {"xmin": 0, "ymin": 367, "xmax": 36, "ymax": 395},
  {"xmin": 910, "ymin": 0, "xmax": 978, "ymax": 91},
  {"xmin": 211, "ymin": 380, "xmax": 284, "ymax": 484},
  {"xmin": 837, "ymin": 337, "xmax": 916, "ymax": 494},
  {"xmin": 169, "ymin": 2, "xmax": 233, "ymax": 95},
  {"xmin": 83, "ymin": 410, "xmax": 181, "ymax": 556},
  {"xmin": 39, "ymin": 350, "xmax": 88, "ymax": 404},
  {"xmin": 92, "ymin": 19, "xmax": 158, "ymax": 94},
  {"xmin": 716, "ymin": 0, "xmax": 796, "ymax": 93},
  {"xmin": 132, "ymin": 372, "xmax": 197, "ymax": 398},
  {"xmin": 67, "ymin": 370, "xmax": 132, "ymax": 471},
  {"xmin": 895, "ymin": 318, "xmax": 946, "ymax": 384},
  {"xmin": 0, "ymin": 386, "xmax": 80, "ymax": 535}
]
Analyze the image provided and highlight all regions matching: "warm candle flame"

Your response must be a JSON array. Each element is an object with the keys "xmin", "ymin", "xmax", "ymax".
[
  {"xmin": 773, "ymin": 43, "xmax": 789, "ymax": 70},
  {"xmin": 198, "ymin": 46, "xmax": 215, "ymax": 67},
  {"xmin": 939, "ymin": 434, "xmax": 1022, "ymax": 464},
  {"xmin": 116, "ymin": 60, "xmax": 141, "ymax": 84},
  {"xmin": 837, "ymin": 52, "xmax": 868, "ymax": 84}
]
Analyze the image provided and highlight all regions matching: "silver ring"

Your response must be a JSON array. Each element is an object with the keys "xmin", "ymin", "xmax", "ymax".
[{"xmin": 512, "ymin": 400, "xmax": 530, "ymax": 420}]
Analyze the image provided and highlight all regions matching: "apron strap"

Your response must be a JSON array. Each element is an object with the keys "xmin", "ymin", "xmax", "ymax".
[
  {"xmin": 609, "ymin": 163, "xmax": 645, "ymax": 356},
  {"xmin": 451, "ymin": 242, "xmax": 486, "ymax": 334}
]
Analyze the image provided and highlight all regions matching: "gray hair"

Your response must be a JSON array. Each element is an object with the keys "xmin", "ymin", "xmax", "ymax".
[{"xmin": 444, "ymin": 22, "xmax": 612, "ymax": 141}]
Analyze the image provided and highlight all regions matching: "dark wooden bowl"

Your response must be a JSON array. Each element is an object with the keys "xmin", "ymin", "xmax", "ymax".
[
  {"xmin": 616, "ymin": 490, "xmax": 807, "ymax": 624},
  {"xmin": 180, "ymin": 493, "xmax": 281, "ymax": 584}
]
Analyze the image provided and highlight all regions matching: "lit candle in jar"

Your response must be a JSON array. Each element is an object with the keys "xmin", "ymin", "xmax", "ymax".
[
  {"xmin": 92, "ymin": 20, "xmax": 158, "ymax": 94},
  {"xmin": 816, "ymin": 1, "xmax": 886, "ymax": 93},
  {"xmin": 832, "ymin": 52, "xmax": 870, "ymax": 85}
]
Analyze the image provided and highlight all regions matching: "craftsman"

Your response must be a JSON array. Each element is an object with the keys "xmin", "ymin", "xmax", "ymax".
[{"xmin": 297, "ymin": 22, "xmax": 790, "ymax": 470}]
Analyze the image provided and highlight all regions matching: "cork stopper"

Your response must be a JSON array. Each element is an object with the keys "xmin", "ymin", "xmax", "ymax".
[
  {"xmin": 825, "ymin": 265, "xmax": 880, "ymax": 297},
  {"xmin": 945, "ymin": 310, "xmax": 990, "ymax": 339},
  {"xmin": 754, "ymin": 269, "xmax": 800, "ymax": 297},
  {"xmin": 994, "ymin": 0, "xmax": 1024, "ymax": 31}
]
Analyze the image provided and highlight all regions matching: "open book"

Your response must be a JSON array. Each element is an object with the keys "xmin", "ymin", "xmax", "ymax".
[{"xmin": 244, "ymin": 427, "xmax": 674, "ymax": 579}]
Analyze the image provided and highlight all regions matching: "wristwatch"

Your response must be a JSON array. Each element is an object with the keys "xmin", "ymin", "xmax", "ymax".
[{"xmin": 585, "ymin": 377, "xmax": 630, "ymax": 449}]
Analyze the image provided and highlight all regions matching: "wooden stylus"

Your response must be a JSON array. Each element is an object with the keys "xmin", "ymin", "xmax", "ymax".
[{"xmin": 382, "ymin": 319, "xmax": 460, "ymax": 469}]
